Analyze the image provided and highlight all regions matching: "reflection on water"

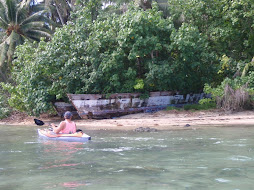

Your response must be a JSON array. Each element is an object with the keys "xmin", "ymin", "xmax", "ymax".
[
  {"xmin": 39, "ymin": 141, "xmax": 84, "ymax": 170},
  {"xmin": 0, "ymin": 126, "xmax": 254, "ymax": 189}
]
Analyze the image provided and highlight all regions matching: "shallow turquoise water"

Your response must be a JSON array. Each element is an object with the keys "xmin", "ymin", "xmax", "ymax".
[{"xmin": 0, "ymin": 125, "xmax": 254, "ymax": 190}]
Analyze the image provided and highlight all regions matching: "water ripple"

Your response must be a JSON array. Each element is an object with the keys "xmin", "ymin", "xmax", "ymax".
[
  {"xmin": 215, "ymin": 178, "xmax": 231, "ymax": 183},
  {"xmin": 1, "ymin": 150, "xmax": 22, "ymax": 153},
  {"xmin": 213, "ymin": 141, "xmax": 223, "ymax": 144},
  {"xmin": 229, "ymin": 155, "xmax": 252, "ymax": 162},
  {"xmin": 24, "ymin": 142, "xmax": 39, "ymax": 144},
  {"xmin": 101, "ymin": 147, "xmax": 133, "ymax": 152},
  {"xmin": 232, "ymin": 144, "xmax": 246, "ymax": 147},
  {"xmin": 120, "ymin": 137, "xmax": 154, "ymax": 141}
]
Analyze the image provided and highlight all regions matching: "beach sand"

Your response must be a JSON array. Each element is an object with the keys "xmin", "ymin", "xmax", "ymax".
[{"xmin": 1, "ymin": 109, "xmax": 254, "ymax": 131}]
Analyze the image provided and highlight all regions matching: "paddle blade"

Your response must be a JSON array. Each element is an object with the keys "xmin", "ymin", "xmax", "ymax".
[
  {"xmin": 76, "ymin": 129, "xmax": 83, "ymax": 133},
  {"xmin": 34, "ymin": 119, "xmax": 45, "ymax": 126}
]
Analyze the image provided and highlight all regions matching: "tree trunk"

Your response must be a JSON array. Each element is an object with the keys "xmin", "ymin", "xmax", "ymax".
[{"xmin": 54, "ymin": 0, "xmax": 66, "ymax": 25}]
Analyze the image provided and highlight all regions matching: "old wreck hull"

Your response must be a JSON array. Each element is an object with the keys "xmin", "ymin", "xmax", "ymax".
[
  {"xmin": 67, "ymin": 92, "xmax": 207, "ymax": 119},
  {"xmin": 53, "ymin": 102, "xmax": 80, "ymax": 119}
]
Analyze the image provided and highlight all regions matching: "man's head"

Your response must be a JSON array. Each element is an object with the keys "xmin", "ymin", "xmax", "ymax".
[{"xmin": 64, "ymin": 111, "xmax": 73, "ymax": 119}]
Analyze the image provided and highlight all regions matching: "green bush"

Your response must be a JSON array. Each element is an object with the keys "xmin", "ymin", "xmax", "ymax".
[
  {"xmin": 166, "ymin": 100, "xmax": 216, "ymax": 111},
  {"xmin": 166, "ymin": 106, "xmax": 181, "ymax": 111},
  {"xmin": 203, "ymin": 71, "xmax": 254, "ymax": 111},
  {"xmin": 183, "ymin": 102, "xmax": 216, "ymax": 111},
  {"xmin": 0, "ymin": 89, "xmax": 11, "ymax": 119}
]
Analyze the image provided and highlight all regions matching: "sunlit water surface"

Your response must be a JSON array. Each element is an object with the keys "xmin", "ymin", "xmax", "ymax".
[{"xmin": 0, "ymin": 125, "xmax": 254, "ymax": 190}]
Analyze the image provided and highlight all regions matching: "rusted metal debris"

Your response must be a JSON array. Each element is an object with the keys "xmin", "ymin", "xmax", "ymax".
[
  {"xmin": 53, "ymin": 102, "xmax": 80, "ymax": 119},
  {"xmin": 64, "ymin": 92, "xmax": 208, "ymax": 119}
]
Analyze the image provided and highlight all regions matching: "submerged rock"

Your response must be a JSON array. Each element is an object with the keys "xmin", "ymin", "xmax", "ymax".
[{"xmin": 134, "ymin": 127, "xmax": 158, "ymax": 132}]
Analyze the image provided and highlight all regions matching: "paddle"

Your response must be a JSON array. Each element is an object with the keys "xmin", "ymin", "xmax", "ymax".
[
  {"xmin": 34, "ymin": 118, "xmax": 83, "ymax": 133},
  {"xmin": 34, "ymin": 118, "xmax": 55, "ymax": 131},
  {"xmin": 34, "ymin": 119, "xmax": 45, "ymax": 126},
  {"xmin": 34, "ymin": 118, "xmax": 57, "ymax": 127}
]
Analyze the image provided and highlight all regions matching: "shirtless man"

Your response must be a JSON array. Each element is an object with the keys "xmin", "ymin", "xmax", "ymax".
[{"xmin": 51, "ymin": 111, "xmax": 77, "ymax": 134}]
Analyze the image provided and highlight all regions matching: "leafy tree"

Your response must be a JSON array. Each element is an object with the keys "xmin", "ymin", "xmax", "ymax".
[
  {"xmin": 84, "ymin": 3, "xmax": 176, "ymax": 93},
  {"xmin": 169, "ymin": 0, "xmax": 254, "ymax": 110},
  {"xmin": 1, "ymin": 16, "xmax": 91, "ymax": 115},
  {"xmin": 169, "ymin": 0, "xmax": 254, "ymax": 63},
  {"xmin": 146, "ymin": 23, "xmax": 217, "ymax": 93},
  {"xmin": 75, "ymin": 0, "xmax": 102, "ymax": 21},
  {"xmin": 3, "ymin": 3, "xmax": 218, "ymax": 115},
  {"xmin": 0, "ymin": 0, "xmax": 53, "ymax": 81},
  {"xmin": 1, "ymin": 41, "xmax": 53, "ymax": 115},
  {"xmin": 102, "ymin": 0, "xmax": 170, "ymax": 17}
]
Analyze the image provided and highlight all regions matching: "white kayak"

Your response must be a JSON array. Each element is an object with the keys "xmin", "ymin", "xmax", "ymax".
[{"xmin": 37, "ymin": 129, "xmax": 91, "ymax": 142}]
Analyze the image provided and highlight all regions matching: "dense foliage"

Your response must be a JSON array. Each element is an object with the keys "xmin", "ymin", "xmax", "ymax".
[
  {"xmin": 168, "ymin": 0, "xmax": 254, "ymax": 111},
  {"xmin": 1, "ymin": 0, "xmax": 254, "ymax": 116},
  {"xmin": 2, "ymin": 3, "xmax": 218, "ymax": 115},
  {"xmin": 169, "ymin": 0, "xmax": 254, "ymax": 62},
  {"xmin": 203, "ymin": 57, "xmax": 254, "ymax": 111}
]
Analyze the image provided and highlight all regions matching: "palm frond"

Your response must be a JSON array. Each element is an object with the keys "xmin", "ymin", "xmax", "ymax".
[
  {"xmin": 0, "ymin": 16, "xmax": 9, "ymax": 29},
  {"xmin": 20, "ymin": 10, "xmax": 47, "ymax": 25},
  {"xmin": 0, "ymin": 1, "xmax": 6, "ymax": 15},
  {"xmin": 0, "ymin": 0, "xmax": 5, "ymax": 8},
  {"xmin": 0, "ymin": 0, "xmax": 8, "ymax": 16},
  {"xmin": 23, "ymin": 12, "xmax": 56, "ymax": 29},
  {"xmin": 30, "ymin": 3, "xmax": 48, "ymax": 12},
  {"xmin": 7, "ymin": 31, "xmax": 21, "ymax": 62},
  {"xmin": 0, "ymin": 1, "xmax": 9, "ymax": 28},
  {"xmin": 21, "ymin": 21, "xmax": 46, "ymax": 32},
  {"xmin": 35, "ymin": 25, "xmax": 52, "ymax": 33},
  {"xmin": 0, "ymin": 0, "xmax": 55, "ymax": 81},
  {"xmin": 16, "ymin": 5, "xmax": 29, "ymax": 24},
  {"xmin": 24, "ymin": 29, "xmax": 51, "ymax": 41},
  {"xmin": 6, "ymin": 0, "xmax": 18, "ymax": 23},
  {"xmin": 241, "ymin": 58, "xmax": 254, "ymax": 78}
]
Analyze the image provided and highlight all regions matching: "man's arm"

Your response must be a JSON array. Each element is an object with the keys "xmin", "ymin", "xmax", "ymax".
[{"xmin": 52, "ymin": 121, "xmax": 66, "ymax": 134}]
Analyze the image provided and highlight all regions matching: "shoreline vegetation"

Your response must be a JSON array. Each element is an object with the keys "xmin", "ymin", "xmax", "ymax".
[
  {"xmin": 1, "ymin": 109, "xmax": 254, "ymax": 131},
  {"xmin": 1, "ymin": 1, "xmax": 254, "ymax": 123}
]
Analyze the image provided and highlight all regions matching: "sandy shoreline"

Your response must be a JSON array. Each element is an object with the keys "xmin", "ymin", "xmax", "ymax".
[{"xmin": 1, "ymin": 109, "xmax": 254, "ymax": 131}]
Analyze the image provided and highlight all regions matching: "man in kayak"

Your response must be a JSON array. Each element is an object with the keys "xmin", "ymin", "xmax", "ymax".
[{"xmin": 51, "ymin": 111, "xmax": 77, "ymax": 134}]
